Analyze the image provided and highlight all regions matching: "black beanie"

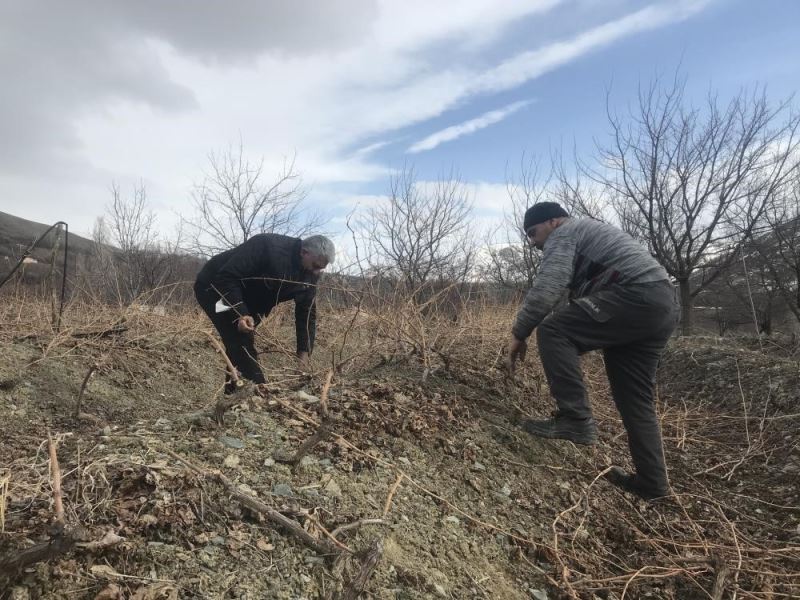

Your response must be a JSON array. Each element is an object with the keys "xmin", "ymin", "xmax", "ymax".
[{"xmin": 523, "ymin": 202, "xmax": 569, "ymax": 231}]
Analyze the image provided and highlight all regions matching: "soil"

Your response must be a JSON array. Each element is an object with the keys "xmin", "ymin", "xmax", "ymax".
[{"xmin": 1, "ymin": 308, "xmax": 798, "ymax": 599}]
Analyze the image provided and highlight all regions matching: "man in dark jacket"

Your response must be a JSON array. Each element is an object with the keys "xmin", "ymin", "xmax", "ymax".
[
  {"xmin": 194, "ymin": 234, "xmax": 335, "ymax": 394},
  {"xmin": 506, "ymin": 202, "xmax": 678, "ymax": 500}
]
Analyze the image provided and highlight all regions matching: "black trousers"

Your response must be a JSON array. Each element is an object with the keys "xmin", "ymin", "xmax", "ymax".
[
  {"xmin": 536, "ymin": 281, "xmax": 678, "ymax": 492},
  {"xmin": 194, "ymin": 281, "xmax": 266, "ymax": 392}
]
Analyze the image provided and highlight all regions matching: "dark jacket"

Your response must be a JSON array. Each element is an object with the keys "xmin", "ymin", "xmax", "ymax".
[{"xmin": 196, "ymin": 234, "xmax": 318, "ymax": 353}]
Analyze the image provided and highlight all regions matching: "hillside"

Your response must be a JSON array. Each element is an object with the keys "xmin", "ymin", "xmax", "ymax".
[
  {"xmin": 0, "ymin": 298, "xmax": 798, "ymax": 599},
  {"xmin": 0, "ymin": 211, "xmax": 96, "ymax": 263}
]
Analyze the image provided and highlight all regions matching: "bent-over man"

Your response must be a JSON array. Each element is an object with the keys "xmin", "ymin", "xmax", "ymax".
[
  {"xmin": 506, "ymin": 202, "xmax": 678, "ymax": 500},
  {"xmin": 194, "ymin": 234, "xmax": 335, "ymax": 393}
]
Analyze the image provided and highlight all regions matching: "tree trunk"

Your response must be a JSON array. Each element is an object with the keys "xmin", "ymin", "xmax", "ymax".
[{"xmin": 678, "ymin": 277, "xmax": 693, "ymax": 336}]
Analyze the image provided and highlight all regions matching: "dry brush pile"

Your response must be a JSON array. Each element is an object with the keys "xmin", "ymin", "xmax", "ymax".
[{"xmin": 0, "ymin": 284, "xmax": 798, "ymax": 599}]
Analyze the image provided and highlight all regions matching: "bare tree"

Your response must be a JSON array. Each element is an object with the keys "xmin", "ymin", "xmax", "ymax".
[
  {"xmin": 360, "ymin": 165, "xmax": 475, "ymax": 295},
  {"xmin": 748, "ymin": 178, "xmax": 800, "ymax": 325},
  {"xmin": 81, "ymin": 183, "xmax": 184, "ymax": 304},
  {"xmin": 482, "ymin": 154, "xmax": 547, "ymax": 289},
  {"xmin": 598, "ymin": 75, "xmax": 800, "ymax": 333},
  {"xmin": 184, "ymin": 143, "xmax": 322, "ymax": 256},
  {"xmin": 551, "ymin": 148, "xmax": 610, "ymax": 221}
]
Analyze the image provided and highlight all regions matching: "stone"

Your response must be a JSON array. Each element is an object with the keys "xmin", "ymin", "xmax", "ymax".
[
  {"xmin": 531, "ymin": 589, "xmax": 548, "ymax": 600},
  {"xmin": 272, "ymin": 483, "xmax": 294, "ymax": 497},
  {"xmin": 444, "ymin": 515, "xmax": 460, "ymax": 525},
  {"xmin": 294, "ymin": 390, "xmax": 320, "ymax": 404},
  {"xmin": 240, "ymin": 417, "xmax": 260, "ymax": 430},
  {"xmin": 398, "ymin": 457, "xmax": 411, "ymax": 466},
  {"xmin": 219, "ymin": 436, "xmax": 245, "ymax": 449},
  {"xmin": 223, "ymin": 454, "xmax": 240, "ymax": 468},
  {"xmin": 471, "ymin": 461, "xmax": 486, "ymax": 471},
  {"xmin": 298, "ymin": 455, "xmax": 317, "ymax": 468},
  {"xmin": 323, "ymin": 478, "xmax": 342, "ymax": 498},
  {"xmin": 263, "ymin": 457, "xmax": 276, "ymax": 467}
]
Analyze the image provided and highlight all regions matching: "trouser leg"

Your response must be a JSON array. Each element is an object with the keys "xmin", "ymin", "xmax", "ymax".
[
  {"xmin": 535, "ymin": 283, "xmax": 676, "ymax": 418},
  {"xmin": 537, "ymin": 320, "xmax": 592, "ymax": 420},
  {"xmin": 194, "ymin": 282, "xmax": 266, "ymax": 391},
  {"xmin": 603, "ymin": 341, "xmax": 670, "ymax": 493}
]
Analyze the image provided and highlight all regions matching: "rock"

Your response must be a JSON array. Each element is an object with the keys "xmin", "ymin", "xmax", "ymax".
[
  {"xmin": 272, "ymin": 483, "xmax": 294, "ymax": 497},
  {"xmin": 433, "ymin": 583, "xmax": 447, "ymax": 597},
  {"xmin": 263, "ymin": 457, "xmax": 276, "ymax": 468},
  {"xmin": 199, "ymin": 549, "xmax": 217, "ymax": 568},
  {"xmin": 298, "ymin": 455, "xmax": 317, "ymax": 468},
  {"xmin": 219, "ymin": 436, "xmax": 245, "ymax": 449},
  {"xmin": 294, "ymin": 390, "xmax": 320, "ymax": 403},
  {"xmin": 237, "ymin": 483, "xmax": 256, "ymax": 496},
  {"xmin": 319, "ymin": 458, "xmax": 332, "ymax": 468},
  {"xmin": 101, "ymin": 425, "xmax": 112, "ymax": 436},
  {"xmin": 211, "ymin": 536, "xmax": 226, "ymax": 546},
  {"xmin": 223, "ymin": 454, "xmax": 240, "ymax": 468},
  {"xmin": 471, "ymin": 461, "xmax": 486, "ymax": 471},
  {"xmin": 240, "ymin": 417, "xmax": 260, "ymax": 430},
  {"xmin": 154, "ymin": 417, "xmax": 171, "ymax": 429},
  {"xmin": 398, "ymin": 457, "xmax": 411, "ymax": 466},
  {"xmin": 531, "ymin": 589, "xmax": 548, "ymax": 600},
  {"xmin": 444, "ymin": 515, "xmax": 460, "ymax": 525},
  {"xmin": 500, "ymin": 483, "xmax": 512, "ymax": 496},
  {"xmin": 323, "ymin": 478, "xmax": 342, "ymax": 498}
]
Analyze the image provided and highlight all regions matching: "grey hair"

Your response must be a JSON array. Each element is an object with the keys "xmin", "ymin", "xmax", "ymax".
[{"xmin": 301, "ymin": 235, "xmax": 336, "ymax": 264}]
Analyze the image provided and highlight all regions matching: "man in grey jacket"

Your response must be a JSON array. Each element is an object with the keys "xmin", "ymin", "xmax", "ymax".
[{"xmin": 506, "ymin": 202, "xmax": 678, "ymax": 500}]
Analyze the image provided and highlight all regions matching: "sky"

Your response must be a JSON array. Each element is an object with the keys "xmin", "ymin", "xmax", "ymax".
[{"xmin": 1, "ymin": 0, "xmax": 799, "ymax": 256}]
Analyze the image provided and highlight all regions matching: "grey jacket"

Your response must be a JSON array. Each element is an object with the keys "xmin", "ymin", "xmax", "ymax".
[{"xmin": 512, "ymin": 218, "xmax": 669, "ymax": 340}]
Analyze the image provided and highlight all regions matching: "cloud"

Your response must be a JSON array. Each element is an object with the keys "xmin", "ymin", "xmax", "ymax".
[
  {"xmin": 466, "ymin": 1, "xmax": 712, "ymax": 95},
  {"xmin": 407, "ymin": 100, "xmax": 532, "ymax": 153},
  {"xmin": 0, "ymin": 0, "xmax": 714, "ymax": 236},
  {"xmin": 0, "ymin": 1, "xmax": 377, "ymax": 179}
]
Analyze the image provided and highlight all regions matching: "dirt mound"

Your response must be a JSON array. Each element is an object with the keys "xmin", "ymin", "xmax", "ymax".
[{"xmin": 1, "ymin": 303, "xmax": 798, "ymax": 599}]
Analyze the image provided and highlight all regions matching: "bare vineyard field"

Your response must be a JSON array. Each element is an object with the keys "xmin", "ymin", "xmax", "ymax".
[{"xmin": 0, "ymin": 290, "xmax": 798, "ymax": 599}]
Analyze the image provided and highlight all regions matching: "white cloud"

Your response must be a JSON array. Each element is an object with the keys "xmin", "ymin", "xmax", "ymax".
[
  {"xmin": 408, "ymin": 100, "xmax": 532, "ymax": 153},
  {"xmin": 0, "ymin": 0, "xmax": 713, "ymax": 236}
]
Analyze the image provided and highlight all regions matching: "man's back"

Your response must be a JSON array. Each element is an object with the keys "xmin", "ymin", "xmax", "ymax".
[
  {"xmin": 553, "ymin": 218, "xmax": 669, "ymax": 298},
  {"xmin": 513, "ymin": 217, "xmax": 670, "ymax": 340}
]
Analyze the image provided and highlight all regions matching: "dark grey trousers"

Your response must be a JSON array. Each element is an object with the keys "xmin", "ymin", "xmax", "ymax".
[
  {"xmin": 536, "ymin": 280, "xmax": 678, "ymax": 492},
  {"xmin": 194, "ymin": 281, "xmax": 266, "ymax": 392}
]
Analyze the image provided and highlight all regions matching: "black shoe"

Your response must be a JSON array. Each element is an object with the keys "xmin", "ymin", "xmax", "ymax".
[
  {"xmin": 522, "ymin": 416, "xmax": 598, "ymax": 445},
  {"xmin": 605, "ymin": 467, "xmax": 669, "ymax": 501}
]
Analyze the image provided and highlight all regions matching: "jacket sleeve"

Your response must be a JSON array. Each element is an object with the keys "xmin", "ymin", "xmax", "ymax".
[
  {"xmin": 512, "ymin": 233, "xmax": 577, "ymax": 340},
  {"xmin": 295, "ymin": 287, "xmax": 317, "ymax": 354},
  {"xmin": 214, "ymin": 236, "xmax": 271, "ymax": 317}
]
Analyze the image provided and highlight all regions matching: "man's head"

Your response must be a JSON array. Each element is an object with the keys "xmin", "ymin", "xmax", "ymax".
[
  {"xmin": 300, "ymin": 235, "xmax": 336, "ymax": 275},
  {"xmin": 523, "ymin": 202, "xmax": 570, "ymax": 249}
]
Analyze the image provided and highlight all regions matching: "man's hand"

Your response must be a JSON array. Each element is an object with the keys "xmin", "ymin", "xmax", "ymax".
[
  {"xmin": 505, "ymin": 335, "xmax": 527, "ymax": 376},
  {"xmin": 296, "ymin": 351, "xmax": 310, "ymax": 368},
  {"xmin": 237, "ymin": 315, "xmax": 255, "ymax": 333}
]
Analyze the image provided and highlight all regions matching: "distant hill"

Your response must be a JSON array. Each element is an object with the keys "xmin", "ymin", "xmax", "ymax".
[{"xmin": 0, "ymin": 210, "xmax": 96, "ymax": 268}]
